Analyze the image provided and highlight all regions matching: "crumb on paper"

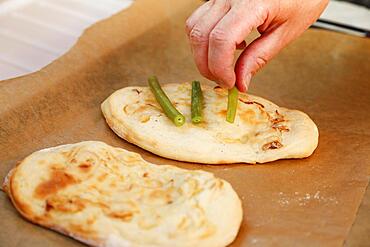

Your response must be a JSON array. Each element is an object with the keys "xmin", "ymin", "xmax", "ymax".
[
  {"xmin": 277, "ymin": 191, "xmax": 339, "ymax": 207},
  {"xmin": 251, "ymin": 238, "xmax": 258, "ymax": 244}
]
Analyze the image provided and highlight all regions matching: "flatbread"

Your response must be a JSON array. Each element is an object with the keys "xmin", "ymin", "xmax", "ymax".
[
  {"xmin": 3, "ymin": 141, "xmax": 242, "ymax": 247},
  {"xmin": 101, "ymin": 82, "xmax": 319, "ymax": 164}
]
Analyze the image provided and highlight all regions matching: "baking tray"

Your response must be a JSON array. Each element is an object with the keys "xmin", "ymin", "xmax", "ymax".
[{"xmin": 1, "ymin": 0, "xmax": 369, "ymax": 246}]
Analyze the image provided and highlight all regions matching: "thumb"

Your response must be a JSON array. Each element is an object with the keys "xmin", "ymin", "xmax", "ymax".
[{"xmin": 235, "ymin": 26, "xmax": 290, "ymax": 92}]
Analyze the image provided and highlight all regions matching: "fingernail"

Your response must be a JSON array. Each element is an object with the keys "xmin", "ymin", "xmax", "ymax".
[{"xmin": 242, "ymin": 73, "xmax": 252, "ymax": 92}]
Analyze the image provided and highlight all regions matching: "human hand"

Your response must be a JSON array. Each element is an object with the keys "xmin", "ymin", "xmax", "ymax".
[{"xmin": 186, "ymin": 0, "xmax": 328, "ymax": 92}]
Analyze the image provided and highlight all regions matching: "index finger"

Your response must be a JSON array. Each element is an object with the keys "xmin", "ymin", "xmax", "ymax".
[
  {"xmin": 188, "ymin": 1, "xmax": 230, "ymax": 81},
  {"xmin": 185, "ymin": 1, "xmax": 213, "ymax": 35},
  {"xmin": 208, "ymin": 7, "xmax": 265, "ymax": 88}
]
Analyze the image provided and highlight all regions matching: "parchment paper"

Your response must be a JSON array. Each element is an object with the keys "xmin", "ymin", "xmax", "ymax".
[{"xmin": 1, "ymin": 0, "xmax": 369, "ymax": 246}]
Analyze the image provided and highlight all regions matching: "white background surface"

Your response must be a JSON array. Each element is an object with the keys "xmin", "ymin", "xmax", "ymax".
[
  {"xmin": 0, "ymin": 0, "xmax": 369, "ymax": 81},
  {"xmin": 0, "ymin": 0, "xmax": 133, "ymax": 80}
]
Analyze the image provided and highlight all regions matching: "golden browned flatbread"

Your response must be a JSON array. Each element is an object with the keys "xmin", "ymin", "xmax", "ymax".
[
  {"xmin": 3, "ymin": 141, "xmax": 242, "ymax": 247},
  {"xmin": 102, "ymin": 82, "xmax": 319, "ymax": 164}
]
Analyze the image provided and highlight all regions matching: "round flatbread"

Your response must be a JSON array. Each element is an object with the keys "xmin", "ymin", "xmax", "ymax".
[
  {"xmin": 102, "ymin": 82, "xmax": 319, "ymax": 164},
  {"xmin": 3, "ymin": 141, "xmax": 242, "ymax": 247}
]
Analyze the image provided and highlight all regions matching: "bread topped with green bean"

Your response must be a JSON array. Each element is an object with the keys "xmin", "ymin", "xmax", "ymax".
[{"xmin": 101, "ymin": 80, "xmax": 318, "ymax": 164}]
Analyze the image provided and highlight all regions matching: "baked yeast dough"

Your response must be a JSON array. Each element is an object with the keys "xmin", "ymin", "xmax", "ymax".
[
  {"xmin": 102, "ymin": 82, "xmax": 318, "ymax": 164},
  {"xmin": 3, "ymin": 141, "xmax": 242, "ymax": 247}
]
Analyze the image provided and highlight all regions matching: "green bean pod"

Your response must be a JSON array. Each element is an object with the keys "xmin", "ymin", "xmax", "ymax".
[
  {"xmin": 226, "ymin": 87, "xmax": 239, "ymax": 123},
  {"xmin": 191, "ymin": 81, "xmax": 203, "ymax": 124},
  {"xmin": 148, "ymin": 76, "xmax": 185, "ymax": 127}
]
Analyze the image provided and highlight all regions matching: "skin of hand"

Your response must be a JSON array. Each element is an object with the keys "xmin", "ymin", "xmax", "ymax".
[{"xmin": 185, "ymin": 0, "xmax": 329, "ymax": 92}]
